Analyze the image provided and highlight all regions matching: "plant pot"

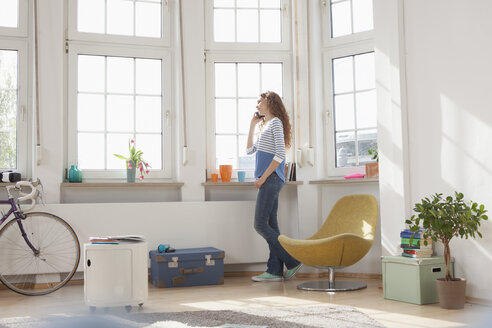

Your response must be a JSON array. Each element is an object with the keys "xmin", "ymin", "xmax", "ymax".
[
  {"xmin": 127, "ymin": 160, "xmax": 136, "ymax": 183},
  {"xmin": 365, "ymin": 162, "xmax": 379, "ymax": 178},
  {"xmin": 436, "ymin": 278, "xmax": 466, "ymax": 309}
]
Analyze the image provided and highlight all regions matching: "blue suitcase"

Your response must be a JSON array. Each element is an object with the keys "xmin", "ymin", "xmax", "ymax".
[{"xmin": 149, "ymin": 247, "xmax": 225, "ymax": 288}]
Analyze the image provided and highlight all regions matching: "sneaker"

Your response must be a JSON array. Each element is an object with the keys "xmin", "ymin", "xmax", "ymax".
[
  {"xmin": 284, "ymin": 263, "xmax": 303, "ymax": 280},
  {"xmin": 251, "ymin": 272, "xmax": 283, "ymax": 282}
]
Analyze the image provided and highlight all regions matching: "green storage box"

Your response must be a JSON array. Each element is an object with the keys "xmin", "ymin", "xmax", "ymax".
[{"xmin": 382, "ymin": 256, "xmax": 454, "ymax": 304}]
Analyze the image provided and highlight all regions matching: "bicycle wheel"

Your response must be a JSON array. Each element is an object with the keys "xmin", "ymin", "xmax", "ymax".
[{"xmin": 0, "ymin": 212, "xmax": 80, "ymax": 296}]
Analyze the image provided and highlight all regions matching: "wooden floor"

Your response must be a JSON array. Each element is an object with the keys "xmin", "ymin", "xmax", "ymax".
[{"xmin": 0, "ymin": 276, "xmax": 489, "ymax": 327}]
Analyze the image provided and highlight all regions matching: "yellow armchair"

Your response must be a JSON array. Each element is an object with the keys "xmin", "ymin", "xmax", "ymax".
[{"xmin": 278, "ymin": 194, "xmax": 378, "ymax": 291}]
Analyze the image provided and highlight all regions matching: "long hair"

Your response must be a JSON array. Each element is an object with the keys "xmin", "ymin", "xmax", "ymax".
[{"xmin": 260, "ymin": 91, "xmax": 292, "ymax": 149}]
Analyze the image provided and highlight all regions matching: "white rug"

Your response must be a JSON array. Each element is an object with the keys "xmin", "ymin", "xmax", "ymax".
[{"xmin": 0, "ymin": 305, "xmax": 385, "ymax": 328}]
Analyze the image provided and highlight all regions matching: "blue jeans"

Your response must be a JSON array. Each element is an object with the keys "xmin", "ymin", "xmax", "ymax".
[{"xmin": 254, "ymin": 172, "xmax": 300, "ymax": 276}]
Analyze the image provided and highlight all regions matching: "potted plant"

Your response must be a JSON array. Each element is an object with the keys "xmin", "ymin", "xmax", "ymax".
[
  {"xmin": 365, "ymin": 148, "xmax": 379, "ymax": 178},
  {"xmin": 114, "ymin": 139, "xmax": 151, "ymax": 182},
  {"xmin": 406, "ymin": 192, "xmax": 488, "ymax": 309}
]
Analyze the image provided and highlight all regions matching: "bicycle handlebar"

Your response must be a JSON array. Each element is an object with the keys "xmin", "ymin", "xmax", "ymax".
[{"xmin": 13, "ymin": 179, "xmax": 42, "ymax": 212}]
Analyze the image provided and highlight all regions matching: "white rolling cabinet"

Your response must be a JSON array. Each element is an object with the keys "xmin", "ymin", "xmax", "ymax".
[{"xmin": 84, "ymin": 241, "xmax": 148, "ymax": 311}]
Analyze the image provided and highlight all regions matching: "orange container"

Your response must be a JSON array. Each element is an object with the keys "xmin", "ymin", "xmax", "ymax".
[
  {"xmin": 219, "ymin": 165, "xmax": 232, "ymax": 182},
  {"xmin": 211, "ymin": 173, "xmax": 218, "ymax": 183}
]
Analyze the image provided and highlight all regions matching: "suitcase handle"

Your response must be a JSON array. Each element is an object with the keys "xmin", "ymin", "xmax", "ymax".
[{"xmin": 180, "ymin": 267, "xmax": 204, "ymax": 275}]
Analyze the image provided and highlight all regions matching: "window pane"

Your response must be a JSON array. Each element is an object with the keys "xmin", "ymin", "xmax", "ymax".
[
  {"xmin": 136, "ymin": 1, "xmax": 161, "ymax": 38},
  {"xmin": 353, "ymin": 0, "xmax": 373, "ymax": 33},
  {"xmin": 356, "ymin": 90, "xmax": 376, "ymax": 129},
  {"xmin": 334, "ymin": 94, "xmax": 354, "ymax": 131},
  {"xmin": 0, "ymin": 50, "xmax": 18, "ymax": 169},
  {"xmin": 237, "ymin": 0, "xmax": 258, "ymax": 8},
  {"xmin": 77, "ymin": 94, "xmax": 105, "ymax": 131},
  {"xmin": 0, "ymin": 50, "xmax": 17, "ymax": 89},
  {"xmin": 136, "ymin": 96, "xmax": 161, "ymax": 133},
  {"xmin": 214, "ymin": 0, "xmax": 235, "ymax": 7},
  {"xmin": 107, "ymin": 57, "xmax": 134, "ymax": 94},
  {"xmin": 107, "ymin": 95, "xmax": 134, "ymax": 132},
  {"xmin": 260, "ymin": 0, "xmax": 280, "ymax": 8},
  {"xmin": 261, "ymin": 63, "xmax": 282, "ymax": 96},
  {"xmin": 237, "ymin": 9, "xmax": 258, "ymax": 42},
  {"xmin": 107, "ymin": 0, "xmax": 134, "ymax": 36},
  {"xmin": 355, "ymin": 52, "xmax": 375, "ymax": 90},
  {"xmin": 238, "ymin": 63, "xmax": 260, "ymax": 97},
  {"xmin": 107, "ymin": 133, "xmax": 133, "ymax": 169},
  {"xmin": 260, "ymin": 10, "xmax": 281, "ymax": 43},
  {"xmin": 136, "ymin": 58, "xmax": 161, "ymax": 95},
  {"xmin": 137, "ymin": 134, "xmax": 161, "ymax": 170},
  {"xmin": 78, "ymin": 55, "xmax": 105, "ymax": 93},
  {"xmin": 214, "ymin": 9, "xmax": 235, "ymax": 42},
  {"xmin": 358, "ymin": 129, "xmax": 377, "ymax": 164},
  {"xmin": 333, "ymin": 56, "xmax": 353, "ymax": 94},
  {"xmin": 335, "ymin": 131, "xmax": 355, "ymax": 168},
  {"xmin": 238, "ymin": 135, "xmax": 255, "ymax": 171},
  {"xmin": 238, "ymin": 98, "xmax": 256, "ymax": 134},
  {"xmin": 216, "ymin": 135, "xmax": 237, "ymax": 167},
  {"xmin": 215, "ymin": 99, "xmax": 237, "ymax": 134},
  {"xmin": 215, "ymin": 63, "xmax": 236, "ymax": 97},
  {"xmin": 78, "ymin": 133, "xmax": 105, "ymax": 169},
  {"xmin": 331, "ymin": 1, "xmax": 352, "ymax": 37},
  {"xmin": 0, "ymin": 0, "xmax": 18, "ymax": 28},
  {"xmin": 77, "ymin": 0, "xmax": 104, "ymax": 33}
]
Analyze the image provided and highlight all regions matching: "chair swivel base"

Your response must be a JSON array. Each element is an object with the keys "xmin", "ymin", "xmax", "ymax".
[{"xmin": 297, "ymin": 281, "xmax": 367, "ymax": 292}]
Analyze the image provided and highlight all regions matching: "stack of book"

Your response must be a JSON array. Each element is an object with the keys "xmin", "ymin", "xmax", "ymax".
[
  {"xmin": 284, "ymin": 162, "xmax": 297, "ymax": 181},
  {"xmin": 400, "ymin": 229, "xmax": 433, "ymax": 258},
  {"xmin": 90, "ymin": 237, "xmax": 118, "ymax": 244}
]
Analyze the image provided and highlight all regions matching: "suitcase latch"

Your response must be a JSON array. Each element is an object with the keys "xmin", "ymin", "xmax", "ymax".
[
  {"xmin": 205, "ymin": 254, "xmax": 215, "ymax": 266},
  {"xmin": 168, "ymin": 256, "xmax": 179, "ymax": 268}
]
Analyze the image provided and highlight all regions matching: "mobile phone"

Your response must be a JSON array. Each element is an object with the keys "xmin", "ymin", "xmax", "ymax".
[{"xmin": 255, "ymin": 112, "xmax": 265, "ymax": 119}]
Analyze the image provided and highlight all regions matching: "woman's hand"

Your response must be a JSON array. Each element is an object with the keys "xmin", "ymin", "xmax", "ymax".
[
  {"xmin": 254, "ymin": 176, "xmax": 266, "ymax": 189},
  {"xmin": 250, "ymin": 113, "xmax": 262, "ymax": 128}
]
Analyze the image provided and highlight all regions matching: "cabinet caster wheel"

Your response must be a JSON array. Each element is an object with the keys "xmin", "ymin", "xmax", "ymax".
[
  {"xmin": 90, "ymin": 306, "xmax": 96, "ymax": 313},
  {"xmin": 138, "ymin": 303, "xmax": 144, "ymax": 308},
  {"xmin": 125, "ymin": 305, "xmax": 132, "ymax": 312}
]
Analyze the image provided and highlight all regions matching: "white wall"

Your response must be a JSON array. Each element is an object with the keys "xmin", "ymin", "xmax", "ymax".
[
  {"xmin": 18, "ymin": 0, "xmax": 382, "ymax": 276},
  {"xmin": 375, "ymin": 0, "xmax": 492, "ymax": 301}
]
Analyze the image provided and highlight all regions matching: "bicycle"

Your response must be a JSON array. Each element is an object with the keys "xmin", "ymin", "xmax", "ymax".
[{"xmin": 0, "ymin": 179, "xmax": 80, "ymax": 296}]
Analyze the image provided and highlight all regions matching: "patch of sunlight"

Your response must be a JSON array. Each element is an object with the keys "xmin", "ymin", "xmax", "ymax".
[
  {"xmin": 355, "ymin": 307, "xmax": 470, "ymax": 328},
  {"xmin": 362, "ymin": 220, "xmax": 373, "ymax": 239},
  {"xmin": 182, "ymin": 296, "xmax": 320, "ymax": 311},
  {"xmin": 471, "ymin": 239, "xmax": 492, "ymax": 261}
]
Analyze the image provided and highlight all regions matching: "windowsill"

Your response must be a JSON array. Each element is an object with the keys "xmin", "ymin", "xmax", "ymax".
[
  {"xmin": 202, "ymin": 180, "xmax": 303, "ymax": 187},
  {"xmin": 60, "ymin": 182, "xmax": 184, "ymax": 189},
  {"xmin": 309, "ymin": 177, "xmax": 379, "ymax": 185}
]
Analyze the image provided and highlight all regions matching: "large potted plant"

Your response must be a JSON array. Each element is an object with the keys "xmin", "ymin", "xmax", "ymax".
[{"xmin": 406, "ymin": 192, "xmax": 488, "ymax": 309}]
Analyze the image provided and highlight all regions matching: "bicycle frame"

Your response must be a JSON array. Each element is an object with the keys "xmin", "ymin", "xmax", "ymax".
[{"xmin": 0, "ymin": 198, "xmax": 40, "ymax": 254}]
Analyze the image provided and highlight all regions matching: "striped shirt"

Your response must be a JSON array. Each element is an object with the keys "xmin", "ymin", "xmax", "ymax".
[{"xmin": 246, "ymin": 117, "xmax": 286, "ymax": 183}]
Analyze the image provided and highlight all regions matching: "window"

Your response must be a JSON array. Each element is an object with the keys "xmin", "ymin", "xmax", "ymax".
[
  {"xmin": 205, "ymin": 0, "xmax": 291, "ymax": 50},
  {"xmin": 0, "ymin": 0, "xmax": 29, "ymax": 176},
  {"xmin": 322, "ymin": 0, "xmax": 375, "ymax": 175},
  {"xmin": 211, "ymin": 60, "xmax": 285, "ymax": 171},
  {"xmin": 67, "ymin": 1, "xmax": 173, "ymax": 180},
  {"xmin": 205, "ymin": 0, "xmax": 293, "ymax": 179}
]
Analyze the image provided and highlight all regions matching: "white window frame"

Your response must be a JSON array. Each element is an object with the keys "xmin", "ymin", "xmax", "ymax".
[
  {"xmin": 0, "ymin": 0, "xmax": 28, "ymax": 37},
  {"xmin": 324, "ymin": 41, "xmax": 375, "ymax": 177},
  {"xmin": 205, "ymin": 53, "xmax": 293, "ymax": 178},
  {"xmin": 0, "ymin": 0, "xmax": 30, "ymax": 176},
  {"xmin": 67, "ymin": 43, "xmax": 173, "ymax": 180},
  {"xmin": 320, "ymin": 0, "xmax": 374, "ymax": 47},
  {"xmin": 204, "ymin": 0, "xmax": 292, "ymax": 51},
  {"xmin": 67, "ymin": 0, "xmax": 171, "ymax": 47}
]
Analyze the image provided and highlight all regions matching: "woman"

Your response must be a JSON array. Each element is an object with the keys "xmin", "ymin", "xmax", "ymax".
[{"xmin": 246, "ymin": 91, "xmax": 302, "ymax": 282}]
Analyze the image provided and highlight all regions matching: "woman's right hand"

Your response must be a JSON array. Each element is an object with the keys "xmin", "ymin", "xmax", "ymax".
[{"xmin": 250, "ymin": 113, "xmax": 262, "ymax": 128}]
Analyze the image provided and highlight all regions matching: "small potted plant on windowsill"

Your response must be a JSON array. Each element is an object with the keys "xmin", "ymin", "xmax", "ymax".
[
  {"xmin": 406, "ymin": 192, "xmax": 488, "ymax": 309},
  {"xmin": 365, "ymin": 148, "xmax": 379, "ymax": 178},
  {"xmin": 114, "ymin": 139, "xmax": 151, "ymax": 183}
]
